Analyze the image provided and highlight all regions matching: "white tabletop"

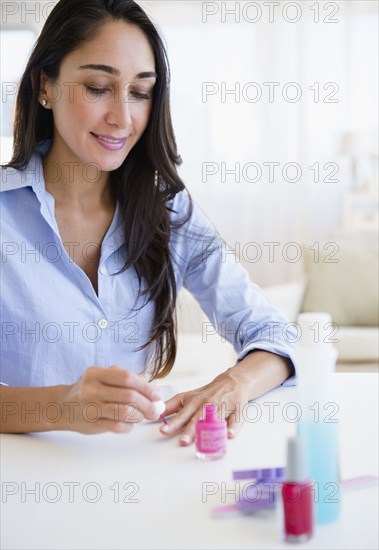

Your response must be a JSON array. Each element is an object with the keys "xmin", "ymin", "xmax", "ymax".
[{"xmin": 1, "ymin": 373, "xmax": 378, "ymax": 550}]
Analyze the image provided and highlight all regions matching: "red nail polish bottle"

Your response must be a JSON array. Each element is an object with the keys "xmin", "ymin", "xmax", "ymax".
[{"xmin": 282, "ymin": 436, "xmax": 314, "ymax": 543}]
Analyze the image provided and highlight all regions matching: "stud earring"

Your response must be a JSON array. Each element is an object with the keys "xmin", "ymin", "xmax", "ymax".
[{"xmin": 41, "ymin": 99, "xmax": 48, "ymax": 106}]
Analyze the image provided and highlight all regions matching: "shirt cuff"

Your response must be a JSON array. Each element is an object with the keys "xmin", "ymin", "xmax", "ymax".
[{"xmin": 236, "ymin": 344, "xmax": 297, "ymax": 387}]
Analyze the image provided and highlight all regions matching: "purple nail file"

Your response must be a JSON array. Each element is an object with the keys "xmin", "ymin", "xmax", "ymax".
[
  {"xmin": 239, "ymin": 482, "xmax": 279, "ymax": 511},
  {"xmin": 212, "ymin": 480, "xmax": 281, "ymax": 517},
  {"xmin": 216, "ymin": 467, "xmax": 285, "ymax": 516}
]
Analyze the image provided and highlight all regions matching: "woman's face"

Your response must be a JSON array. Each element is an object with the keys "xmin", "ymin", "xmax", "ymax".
[{"xmin": 40, "ymin": 20, "xmax": 157, "ymax": 172}]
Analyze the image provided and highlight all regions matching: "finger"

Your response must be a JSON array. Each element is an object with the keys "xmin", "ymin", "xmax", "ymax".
[
  {"xmin": 76, "ymin": 418, "xmax": 134, "ymax": 435},
  {"xmin": 96, "ymin": 366, "xmax": 163, "ymax": 401},
  {"xmin": 227, "ymin": 411, "xmax": 244, "ymax": 439},
  {"xmin": 102, "ymin": 402, "xmax": 145, "ymax": 424},
  {"xmin": 177, "ymin": 416, "xmax": 198, "ymax": 446},
  {"xmin": 162, "ymin": 393, "xmax": 184, "ymax": 416},
  {"xmin": 163, "ymin": 381, "xmax": 215, "ymax": 416},
  {"xmin": 160, "ymin": 399, "xmax": 200, "ymax": 436},
  {"xmin": 100, "ymin": 390, "xmax": 162, "ymax": 422},
  {"xmin": 100, "ymin": 385, "xmax": 155, "ymax": 406}
]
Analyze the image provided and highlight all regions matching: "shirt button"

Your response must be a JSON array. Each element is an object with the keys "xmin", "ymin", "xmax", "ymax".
[
  {"xmin": 100, "ymin": 266, "xmax": 108, "ymax": 276},
  {"xmin": 98, "ymin": 319, "xmax": 108, "ymax": 329}
]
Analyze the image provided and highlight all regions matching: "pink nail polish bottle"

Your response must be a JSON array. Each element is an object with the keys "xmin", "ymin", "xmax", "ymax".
[{"xmin": 195, "ymin": 403, "xmax": 227, "ymax": 461}]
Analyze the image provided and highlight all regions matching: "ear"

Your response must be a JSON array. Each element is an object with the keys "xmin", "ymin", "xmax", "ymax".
[{"xmin": 38, "ymin": 69, "xmax": 52, "ymax": 107}]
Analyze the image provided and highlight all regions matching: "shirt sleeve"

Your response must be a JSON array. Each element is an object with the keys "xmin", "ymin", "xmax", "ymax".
[{"xmin": 170, "ymin": 191, "xmax": 297, "ymax": 386}]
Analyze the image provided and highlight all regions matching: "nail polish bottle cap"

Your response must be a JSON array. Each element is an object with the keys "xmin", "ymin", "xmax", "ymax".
[
  {"xmin": 286, "ymin": 436, "xmax": 308, "ymax": 482},
  {"xmin": 204, "ymin": 403, "xmax": 220, "ymax": 423}
]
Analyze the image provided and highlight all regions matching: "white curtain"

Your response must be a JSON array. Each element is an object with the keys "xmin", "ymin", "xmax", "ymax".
[{"xmin": 140, "ymin": 0, "xmax": 378, "ymax": 285}]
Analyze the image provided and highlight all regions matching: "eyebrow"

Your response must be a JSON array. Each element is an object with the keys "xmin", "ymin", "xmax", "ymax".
[{"xmin": 78, "ymin": 64, "xmax": 158, "ymax": 79}]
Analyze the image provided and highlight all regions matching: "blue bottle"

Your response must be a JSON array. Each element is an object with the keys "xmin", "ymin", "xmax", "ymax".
[{"xmin": 295, "ymin": 313, "xmax": 341, "ymax": 524}]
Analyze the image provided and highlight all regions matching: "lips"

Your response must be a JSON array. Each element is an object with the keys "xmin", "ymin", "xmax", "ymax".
[
  {"xmin": 91, "ymin": 132, "xmax": 127, "ymax": 144},
  {"xmin": 90, "ymin": 132, "xmax": 128, "ymax": 151}
]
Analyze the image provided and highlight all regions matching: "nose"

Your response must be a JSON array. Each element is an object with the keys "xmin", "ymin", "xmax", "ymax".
[{"xmin": 105, "ymin": 89, "xmax": 133, "ymax": 130}]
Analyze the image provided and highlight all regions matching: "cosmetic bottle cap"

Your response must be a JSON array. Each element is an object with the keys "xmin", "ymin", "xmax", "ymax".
[
  {"xmin": 204, "ymin": 403, "xmax": 219, "ymax": 423},
  {"xmin": 286, "ymin": 436, "xmax": 308, "ymax": 482}
]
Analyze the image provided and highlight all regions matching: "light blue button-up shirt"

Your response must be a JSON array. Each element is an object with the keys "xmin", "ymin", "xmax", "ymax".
[{"xmin": 1, "ymin": 140, "xmax": 296, "ymax": 387}]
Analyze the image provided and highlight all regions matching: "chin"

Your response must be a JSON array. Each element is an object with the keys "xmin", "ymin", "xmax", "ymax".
[
  {"xmin": 78, "ymin": 153, "xmax": 124, "ymax": 174},
  {"xmin": 88, "ymin": 147, "xmax": 130, "ymax": 170}
]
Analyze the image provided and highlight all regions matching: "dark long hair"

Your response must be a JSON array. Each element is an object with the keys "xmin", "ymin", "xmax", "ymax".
[{"xmin": 5, "ymin": 0, "xmax": 198, "ymax": 379}]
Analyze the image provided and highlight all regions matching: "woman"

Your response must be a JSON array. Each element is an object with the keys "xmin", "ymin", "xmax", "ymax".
[{"xmin": 0, "ymin": 0, "xmax": 295, "ymax": 441}]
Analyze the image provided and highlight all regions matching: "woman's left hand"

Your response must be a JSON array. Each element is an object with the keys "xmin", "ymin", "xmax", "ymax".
[
  {"xmin": 159, "ymin": 366, "xmax": 250, "ymax": 445},
  {"xmin": 159, "ymin": 350, "xmax": 294, "ymax": 445}
]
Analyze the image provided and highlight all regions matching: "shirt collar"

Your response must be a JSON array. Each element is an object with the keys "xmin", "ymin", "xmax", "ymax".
[
  {"xmin": 1, "ymin": 139, "xmax": 125, "ymax": 253},
  {"xmin": 1, "ymin": 139, "xmax": 51, "ymax": 193}
]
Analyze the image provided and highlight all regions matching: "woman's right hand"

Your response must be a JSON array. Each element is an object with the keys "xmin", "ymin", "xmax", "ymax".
[{"xmin": 59, "ymin": 365, "xmax": 163, "ymax": 434}]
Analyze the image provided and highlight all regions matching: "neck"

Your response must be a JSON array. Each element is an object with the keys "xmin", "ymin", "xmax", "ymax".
[{"xmin": 42, "ymin": 141, "xmax": 115, "ymax": 213}]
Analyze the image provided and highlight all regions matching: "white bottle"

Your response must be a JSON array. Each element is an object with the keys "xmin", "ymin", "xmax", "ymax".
[{"xmin": 294, "ymin": 312, "xmax": 341, "ymax": 524}]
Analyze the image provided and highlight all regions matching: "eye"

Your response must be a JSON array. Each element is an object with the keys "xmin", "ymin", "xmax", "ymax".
[
  {"xmin": 85, "ymin": 85, "xmax": 108, "ymax": 96},
  {"xmin": 131, "ymin": 91, "xmax": 151, "ymax": 100}
]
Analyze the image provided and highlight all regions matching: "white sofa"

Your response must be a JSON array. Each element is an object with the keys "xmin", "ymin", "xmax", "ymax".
[
  {"xmin": 174, "ymin": 281, "xmax": 378, "ymax": 379},
  {"xmin": 262, "ymin": 281, "xmax": 379, "ymax": 364}
]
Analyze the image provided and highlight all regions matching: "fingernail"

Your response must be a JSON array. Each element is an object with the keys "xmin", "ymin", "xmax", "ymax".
[
  {"xmin": 160, "ymin": 424, "xmax": 170, "ymax": 433},
  {"xmin": 228, "ymin": 429, "xmax": 235, "ymax": 438},
  {"xmin": 179, "ymin": 434, "xmax": 191, "ymax": 445}
]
